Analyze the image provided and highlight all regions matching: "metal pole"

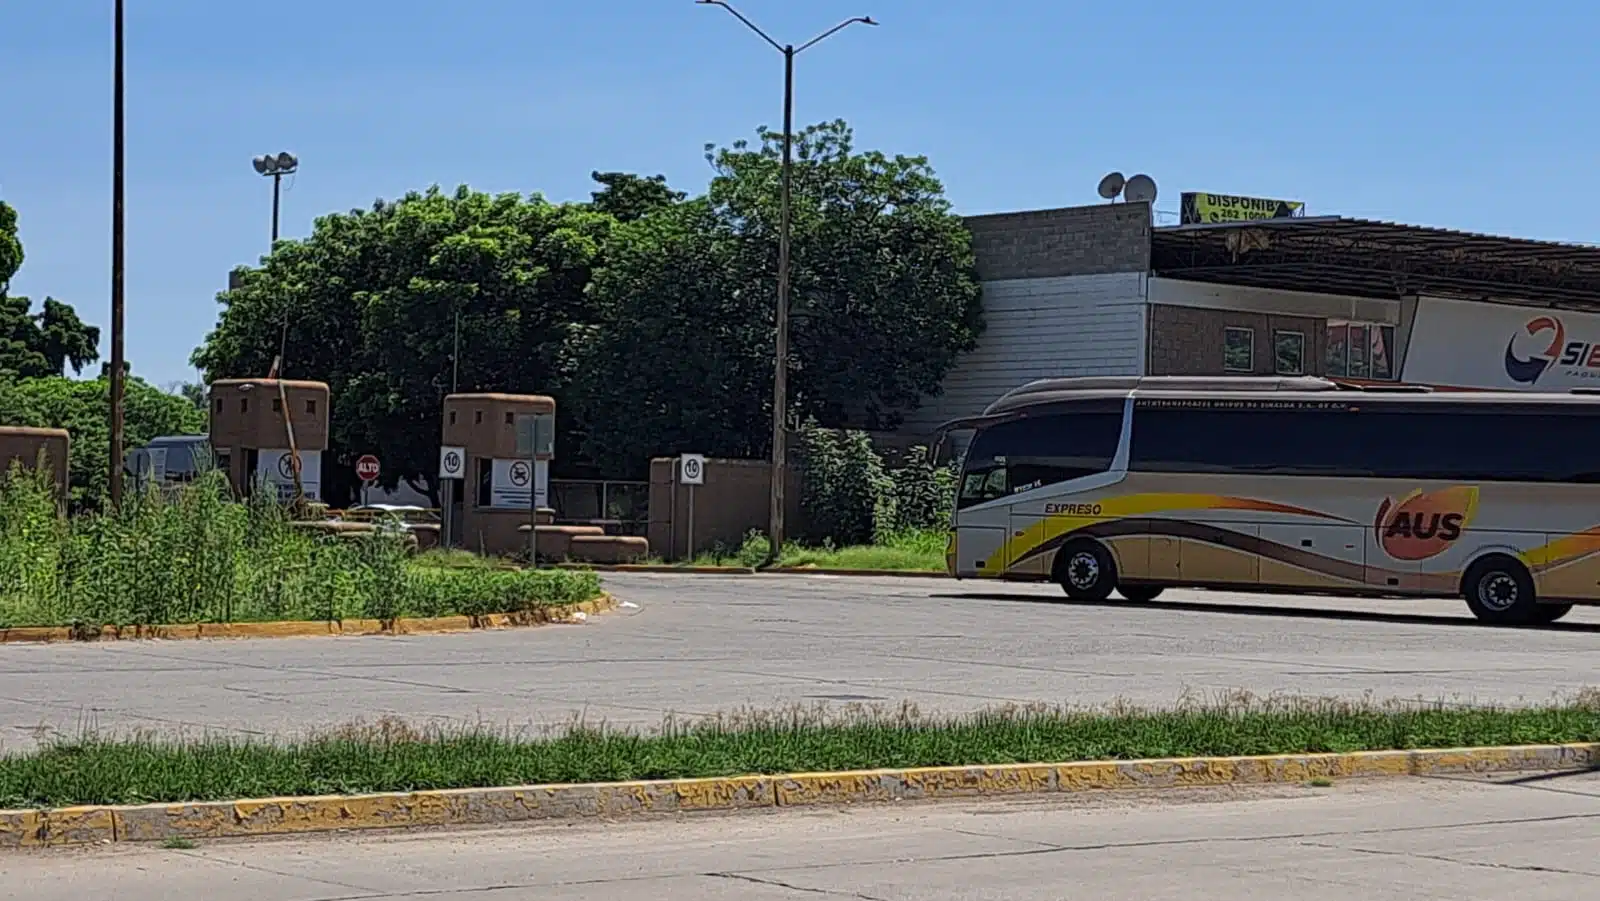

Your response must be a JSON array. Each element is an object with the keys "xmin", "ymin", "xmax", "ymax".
[
  {"xmin": 687, "ymin": 482, "xmax": 697, "ymax": 560},
  {"xmin": 108, "ymin": 0, "xmax": 127, "ymax": 510},
  {"xmin": 271, "ymin": 171, "xmax": 282, "ymax": 245},
  {"xmin": 768, "ymin": 45, "xmax": 794, "ymax": 563},
  {"xmin": 696, "ymin": 3, "xmax": 875, "ymax": 563}
]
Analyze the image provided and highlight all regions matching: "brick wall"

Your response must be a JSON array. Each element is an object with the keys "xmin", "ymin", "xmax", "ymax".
[
  {"xmin": 965, "ymin": 202, "xmax": 1151, "ymax": 280},
  {"xmin": 1147, "ymin": 305, "xmax": 1326, "ymax": 377}
]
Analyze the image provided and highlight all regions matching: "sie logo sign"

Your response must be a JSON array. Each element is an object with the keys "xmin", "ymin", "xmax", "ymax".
[{"xmin": 1373, "ymin": 486, "xmax": 1478, "ymax": 561}]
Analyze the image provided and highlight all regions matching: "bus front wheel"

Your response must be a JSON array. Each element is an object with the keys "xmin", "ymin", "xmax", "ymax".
[
  {"xmin": 1462, "ymin": 556, "xmax": 1539, "ymax": 625},
  {"xmin": 1117, "ymin": 584, "xmax": 1165, "ymax": 603},
  {"xmin": 1055, "ymin": 539, "xmax": 1117, "ymax": 602}
]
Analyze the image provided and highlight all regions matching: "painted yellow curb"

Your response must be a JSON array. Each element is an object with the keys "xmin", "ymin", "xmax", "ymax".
[
  {"xmin": 0, "ymin": 595, "xmax": 615, "ymax": 645},
  {"xmin": 3, "ymin": 742, "xmax": 1593, "ymax": 848}
]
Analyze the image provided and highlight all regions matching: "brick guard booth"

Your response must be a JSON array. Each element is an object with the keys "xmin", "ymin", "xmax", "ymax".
[
  {"xmin": 207, "ymin": 379, "xmax": 331, "ymax": 501},
  {"xmin": 441, "ymin": 393, "xmax": 646, "ymax": 563}
]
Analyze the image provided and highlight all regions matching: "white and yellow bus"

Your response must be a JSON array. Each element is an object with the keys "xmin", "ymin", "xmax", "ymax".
[{"xmin": 941, "ymin": 375, "xmax": 1600, "ymax": 625}]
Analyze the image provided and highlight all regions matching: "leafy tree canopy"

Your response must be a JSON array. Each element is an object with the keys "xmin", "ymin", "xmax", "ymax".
[
  {"xmin": 569, "ymin": 120, "xmax": 984, "ymax": 474},
  {"xmin": 0, "ymin": 202, "xmax": 101, "ymax": 378},
  {"xmin": 588, "ymin": 171, "xmax": 685, "ymax": 223},
  {"xmin": 192, "ymin": 185, "xmax": 612, "ymax": 503}
]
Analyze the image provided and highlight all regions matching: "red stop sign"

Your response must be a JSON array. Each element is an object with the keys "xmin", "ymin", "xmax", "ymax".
[{"xmin": 355, "ymin": 454, "xmax": 380, "ymax": 482}]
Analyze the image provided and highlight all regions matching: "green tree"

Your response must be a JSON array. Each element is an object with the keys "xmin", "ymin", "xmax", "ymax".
[
  {"xmin": 0, "ymin": 202, "xmax": 21, "ymax": 290},
  {"xmin": 192, "ymin": 186, "xmax": 612, "ymax": 504},
  {"xmin": 570, "ymin": 120, "xmax": 984, "ymax": 474},
  {"xmin": 588, "ymin": 171, "xmax": 685, "ymax": 223},
  {"xmin": 0, "ymin": 203, "xmax": 101, "ymax": 378},
  {"xmin": 0, "ymin": 375, "xmax": 205, "ymax": 510}
]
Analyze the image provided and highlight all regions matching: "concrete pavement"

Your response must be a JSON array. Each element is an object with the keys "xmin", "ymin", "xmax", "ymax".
[
  {"xmin": 1, "ymin": 573, "xmax": 1597, "ymax": 748},
  {"xmin": 6, "ymin": 772, "xmax": 1597, "ymax": 899}
]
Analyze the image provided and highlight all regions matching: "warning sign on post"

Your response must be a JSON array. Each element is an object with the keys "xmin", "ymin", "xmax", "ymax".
[{"xmin": 489, "ymin": 458, "xmax": 548, "ymax": 509}]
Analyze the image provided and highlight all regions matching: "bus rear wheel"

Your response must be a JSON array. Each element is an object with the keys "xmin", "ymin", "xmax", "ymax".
[
  {"xmin": 1528, "ymin": 603, "xmax": 1573, "ymax": 625},
  {"xmin": 1462, "ymin": 556, "xmax": 1539, "ymax": 625},
  {"xmin": 1055, "ymin": 539, "xmax": 1117, "ymax": 602}
]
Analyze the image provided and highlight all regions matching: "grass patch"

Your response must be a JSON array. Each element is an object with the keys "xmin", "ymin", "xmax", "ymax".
[
  {"xmin": 2, "ymin": 695, "xmax": 1595, "ymax": 809},
  {"xmin": 0, "ymin": 466, "xmax": 600, "ymax": 628},
  {"xmin": 670, "ymin": 528, "xmax": 946, "ymax": 572}
]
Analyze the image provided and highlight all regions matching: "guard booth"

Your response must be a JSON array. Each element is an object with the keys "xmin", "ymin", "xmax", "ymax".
[
  {"xmin": 0, "ymin": 426, "xmax": 70, "ymax": 503},
  {"xmin": 440, "ymin": 393, "xmax": 555, "ymax": 555},
  {"xmin": 207, "ymin": 379, "xmax": 331, "ymax": 500}
]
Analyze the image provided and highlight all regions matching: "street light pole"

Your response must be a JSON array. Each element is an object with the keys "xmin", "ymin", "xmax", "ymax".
[
  {"xmin": 696, "ymin": 1, "xmax": 875, "ymax": 561},
  {"xmin": 108, "ymin": 0, "xmax": 127, "ymax": 509}
]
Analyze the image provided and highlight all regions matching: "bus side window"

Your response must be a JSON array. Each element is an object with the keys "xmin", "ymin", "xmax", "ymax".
[{"xmin": 959, "ymin": 469, "xmax": 1007, "ymax": 504}]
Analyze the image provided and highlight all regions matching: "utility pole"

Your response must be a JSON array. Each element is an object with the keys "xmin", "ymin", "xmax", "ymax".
[
  {"xmin": 696, "ymin": 0, "xmax": 876, "ymax": 560},
  {"xmin": 109, "ymin": 0, "xmax": 127, "ymax": 508}
]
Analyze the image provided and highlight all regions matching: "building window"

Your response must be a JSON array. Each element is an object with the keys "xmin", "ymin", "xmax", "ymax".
[
  {"xmin": 505, "ymin": 412, "xmax": 514, "ymax": 425},
  {"xmin": 214, "ymin": 398, "xmax": 223, "ymax": 413},
  {"xmin": 475, "ymin": 410, "xmax": 483, "ymax": 424},
  {"xmin": 1273, "ymin": 330, "xmax": 1305, "ymax": 375},
  {"xmin": 305, "ymin": 399, "xmax": 316, "ymax": 415},
  {"xmin": 476, "ymin": 458, "xmax": 492, "ymax": 507},
  {"xmin": 272, "ymin": 398, "xmax": 282, "ymax": 412},
  {"xmin": 240, "ymin": 398, "xmax": 249, "ymax": 413},
  {"xmin": 1326, "ymin": 320, "xmax": 1396, "ymax": 380},
  {"xmin": 1223, "ymin": 327, "xmax": 1254, "ymax": 372},
  {"xmin": 449, "ymin": 411, "xmax": 457, "ymax": 425}
]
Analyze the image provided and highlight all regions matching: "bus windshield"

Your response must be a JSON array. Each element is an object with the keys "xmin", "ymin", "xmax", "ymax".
[{"xmin": 957, "ymin": 404, "xmax": 1123, "ymax": 508}]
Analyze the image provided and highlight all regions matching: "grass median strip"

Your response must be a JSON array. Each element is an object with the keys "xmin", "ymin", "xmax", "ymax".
[{"xmin": 4, "ymin": 696, "xmax": 1596, "ymax": 809}]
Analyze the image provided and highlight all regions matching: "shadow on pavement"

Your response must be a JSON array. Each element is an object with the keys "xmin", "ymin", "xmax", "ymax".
[{"xmin": 929, "ymin": 591, "xmax": 1600, "ymax": 633}]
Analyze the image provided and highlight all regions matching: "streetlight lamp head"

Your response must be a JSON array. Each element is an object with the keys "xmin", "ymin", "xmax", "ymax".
[
  {"xmin": 252, "ymin": 155, "xmax": 271, "ymax": 175},
  {"xmin": 275, "ymin": 151, "xmax": 298, "ymax": 172},
  {"xmin": 861, "ymin": 16, "xmax": 878, "ymax": 25}
]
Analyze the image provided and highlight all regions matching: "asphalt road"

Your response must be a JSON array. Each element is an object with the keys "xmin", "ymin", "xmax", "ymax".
[
  {"xmin": 7, "ymin": 772, "xmax": 1598, "ymax": 899},
  {"xmin": 1, "ymin": 573, "xmax": 1597, "ymax": 748}
]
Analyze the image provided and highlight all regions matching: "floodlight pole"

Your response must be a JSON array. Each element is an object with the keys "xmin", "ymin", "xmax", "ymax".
[{"xmin": 696, "ymin": 0, "xmax": 875, "ymax": 562}]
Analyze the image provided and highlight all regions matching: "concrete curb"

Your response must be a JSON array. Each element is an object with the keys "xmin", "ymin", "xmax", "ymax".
[
  {"xmin": 556, "ymin": 563, "xmax": 949, "ymax": 578},
  {"xmin": 0, "ymin": 595, "xmax": 615, "ymax": 645},
  {"xmin": 3, "ymin": 743, "xmax": 1593, "ymax": 848}
]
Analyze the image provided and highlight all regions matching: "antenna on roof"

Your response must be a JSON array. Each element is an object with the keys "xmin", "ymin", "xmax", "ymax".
[
  {"xmin": 1124, "ymin": 174, "xmax": 1158, "ymax": 204},
  {"xmin": 1097, "ymin": 172, "xmax": 1125, "ymax": 202}
]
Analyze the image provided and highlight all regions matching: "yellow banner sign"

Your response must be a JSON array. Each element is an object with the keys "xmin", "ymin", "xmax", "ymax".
[{"xmin": 1181, "ymin": 192, "xmax": 1304, "ymax": 224}]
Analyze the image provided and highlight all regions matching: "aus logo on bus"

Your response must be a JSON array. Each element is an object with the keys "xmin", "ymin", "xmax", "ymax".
[{"xmin": 1373, "ymin": 486, "xmax": 1478, "ymax": 561}]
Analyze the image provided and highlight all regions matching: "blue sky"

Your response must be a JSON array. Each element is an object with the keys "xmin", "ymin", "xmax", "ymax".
[{"xmin": 2, "ymin": 1, "xmax": 1596, "ymax": 387}]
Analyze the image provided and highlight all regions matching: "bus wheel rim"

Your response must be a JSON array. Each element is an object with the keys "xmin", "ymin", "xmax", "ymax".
[
  {"xmin": 1478, "ymin": 573, "xmax": 1519, "ymax": 611},
  {"xmin": 1068, "ymin": 551, "xmax": 1100, "ymax": 589}
]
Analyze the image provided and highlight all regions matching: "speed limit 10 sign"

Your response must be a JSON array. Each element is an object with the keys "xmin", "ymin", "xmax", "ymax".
[
  {"xmin": 438, "ymin": 445, "xmax": 466, "ymax": 479},
  {"xmin": 679, "ymin": 453, "xmax": 705, "ymax": 486}
]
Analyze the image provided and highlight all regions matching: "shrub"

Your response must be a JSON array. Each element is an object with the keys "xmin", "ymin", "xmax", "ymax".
[{"xmin": 797, "ymin": 421, "xmax": 956, "ymax": 546}]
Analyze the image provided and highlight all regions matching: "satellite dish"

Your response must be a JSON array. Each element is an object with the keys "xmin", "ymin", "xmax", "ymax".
[
  {"xmin": 1124, "ymin": 174, "xmax": 1158, "ymax": 204},
  {"xmin": 275, "ymin": 151, "xmax": 298, "ymax": 170},
  {"xmin": 1097, "ymin": 172, "xmax": 1125, "ymax": 201},
  {"xmin": 251, "ymin": 155, "xmax": 270, "ymax": 174}
]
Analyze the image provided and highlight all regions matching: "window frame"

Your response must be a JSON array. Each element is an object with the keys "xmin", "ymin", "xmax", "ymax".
[
  {"xmin": 1223, "ymin": 327, "xmax": 1255, "ymax": 373},
  {"xmin": 1273, "ymin": 329, "xmax": 1306, "ymax": 376},
  {"xmin": 1326, "ymin": 319, "xmax": 1397, "ymax": 381}
]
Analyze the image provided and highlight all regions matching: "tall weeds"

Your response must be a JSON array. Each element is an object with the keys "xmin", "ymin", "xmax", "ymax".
[{"xmin": 0, "ymin": 465, "xmax": 599, "ymax": 628}]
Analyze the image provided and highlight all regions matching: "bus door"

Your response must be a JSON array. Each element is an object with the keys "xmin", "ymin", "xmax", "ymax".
[{"xmin": 953, "ymin": 468, "xmax": 1011, "ymax": 578}]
